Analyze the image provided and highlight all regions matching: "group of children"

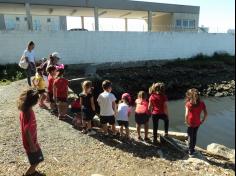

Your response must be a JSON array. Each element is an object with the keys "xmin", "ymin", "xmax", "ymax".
[{"xmin": 18, "ymin": 66, "xmax": 208, "ymax": 175}]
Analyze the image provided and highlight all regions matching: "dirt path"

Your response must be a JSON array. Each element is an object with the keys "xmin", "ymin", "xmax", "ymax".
[{"xmin": 0, "ymin": 80, "xmax": 234, "ymax": 176}]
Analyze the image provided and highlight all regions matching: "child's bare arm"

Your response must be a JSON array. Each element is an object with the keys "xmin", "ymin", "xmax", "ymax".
[
  {"xmin": 112, "ymin": 101, "xmax": 117, "ymax": 115},
  {"xmin": 185, "ymin": 107, "xmax": 190, "ymax": 126},
  {"xmin": 53, "ymin": 86, "xmax": 57, "ymax": 99},
  {"xmin": 164, "ymin": 102, "xmax": 169, "ymax": 117},
  {"xmin": 201, "ymin": 108, "xmax": 208, "ymax": 124},
  {"xmin": 90, "ymin": 97, "xmax": 96, "ymax": 112},
  {"xmin": 148, "ymin": 101, "xmax": 153, "ymax": 112},
  {"xmin": 25, "ymin": 129, "xmax": 37, "ymax": 152}
]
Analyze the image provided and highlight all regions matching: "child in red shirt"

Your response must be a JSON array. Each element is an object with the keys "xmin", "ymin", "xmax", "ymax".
[
  {"xmin": 17, "ymin": 89, "xmax": 44, "ymax": 176},
  {"xmin": 135, "ymin": 91, "xmax": 150, "ymax": 141},
  {"xmin": 47, "ymin": 65, "xmax": 57, "ymax": 114},
  {"xmin": 185, "ymin": 88, "xmax": 208, "ymax": 156},
  {"xmin": 149, "ymin": 82, "xmax": 169, "ymax": 144},
  {"xmin": 53, "ymin": 65, "xmax": 68, "ymax": 120}
]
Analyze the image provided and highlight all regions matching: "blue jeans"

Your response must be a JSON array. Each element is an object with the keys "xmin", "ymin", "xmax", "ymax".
[{"xmin": 26, "ymin": 62, "xmax": 35, "ymax": 86}]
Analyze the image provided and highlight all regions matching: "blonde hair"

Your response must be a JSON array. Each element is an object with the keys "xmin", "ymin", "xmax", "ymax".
[
  {"xmin": 185, "ymin": 88, "xmax": 200, "ymax": 106},
  {"xmin": 149, "ymin": 82, "xmax": 165, "ymax": 95},
  {"xmin": 82, "ymin": 80, "xmax": 92, "ymax": 92},
  {"xmin": 138, "ymin": 91, "xmax": 146, "ymax": 99}
]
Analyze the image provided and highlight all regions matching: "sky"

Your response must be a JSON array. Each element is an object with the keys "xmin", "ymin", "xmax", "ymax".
[{"xmin": 67, "ymin": 0, "xmax": 235, "ymax": 33}]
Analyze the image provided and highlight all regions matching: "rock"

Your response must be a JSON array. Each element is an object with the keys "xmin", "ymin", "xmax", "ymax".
[
  {"xmin": 215, "ymin": 92, "xmax": 224, "ymax": 97},
  {"xmin": 207, "ymin": 143, "xmax": 235, "ymax": 163},
  {"xmin": 184, "ymin": 157, "xmax": 209, "ymax": 166}
]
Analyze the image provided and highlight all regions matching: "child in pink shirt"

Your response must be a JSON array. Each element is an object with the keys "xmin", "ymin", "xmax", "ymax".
[{"xmin": 135, "ymin": 91, "xmax": 150, "ymax": 141}]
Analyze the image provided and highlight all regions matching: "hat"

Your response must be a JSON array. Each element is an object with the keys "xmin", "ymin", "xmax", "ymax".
[
  {"xmin": 51, "ymin": 52, "xmax": 61, "ymax": 59},
  {"xmin": 122, "ymin": 93, "xmax": 131, "ymax": 103},
  {"xmin": 56, "ymin": 64, "xmax": 65, "ymax": 70}
]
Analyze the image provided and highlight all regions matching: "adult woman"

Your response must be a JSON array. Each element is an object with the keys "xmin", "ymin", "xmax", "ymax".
[
  {"xmin": 41, "ymin": 52, "xmax": 61, "ymax": 83},
  {"xmin": 22, "ymin": 41, "xmax": 36, "ymax": 86}
]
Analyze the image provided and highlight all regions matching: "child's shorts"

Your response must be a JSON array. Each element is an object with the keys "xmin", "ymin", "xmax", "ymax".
[
  {"xmin": 71, "ymin": 108, "xmax": 81, "ymax": 114},
  {"xmin": 100, "ymin": 115, "xmax": 115, "ymax": 125},
  {"xmin": 117, "ymin": 120, "xmax": 129, "ymax": 128},
  {"xmin": 55, "ymin": 97, "xmax": 68, "ymax": 104},
  {"xmin": 82, "ymin": 108, "xmax": 95, "ymax": 121},
  {"xmin": 27, "ymin": 148, "xmax": 44, "ymax": 165},
  {"xmin": 37, "ymin": 89, "xmax": 46, "ymax": 95},
  {"xmin": 135, "ymin": 113, "xmax": 150, "ymax": 125}
]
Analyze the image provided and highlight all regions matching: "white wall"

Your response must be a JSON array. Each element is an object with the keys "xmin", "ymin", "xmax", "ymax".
[{"xmin": 0, "ymin": 31, "xmax": 234, "ymax": 64}]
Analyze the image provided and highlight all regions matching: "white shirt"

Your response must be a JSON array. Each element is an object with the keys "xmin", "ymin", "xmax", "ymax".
[
  {"xmin": 117, "ymin": 103, "xmax": 131, "ymax": 121},
  {"xmin": 22, "ymin": 49, "xmax": 35, "ymax": 63},
  {"xmin": 97, "ymin": 91, "xmax": 116, "ymax": 116}
]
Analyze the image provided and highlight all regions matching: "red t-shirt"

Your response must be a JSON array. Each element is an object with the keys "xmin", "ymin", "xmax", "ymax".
[
  {"xmin": 53, "ymin": 77, "xmax": 68, "ymax": 99},
  {"xmin": 19, "ymin": 110, "xmax": 40, "ymax": 153},
  {"xmin": 186, "ymin": 101, "xmax": 206, "ymax": 127},
  {"xmin": 71, "ymin": 99, "xmax": 81, "ymax": 109},
  {"xmin": 149, "ymin": 93, "xmax": 168, "ymax": 115},
  {"xmin": 47, "ymin": 74, "xmax": 54, "ymax": 93},
  {"xmin": 135, "ymin": 99, "xmax": 149, "ymax": 114}
]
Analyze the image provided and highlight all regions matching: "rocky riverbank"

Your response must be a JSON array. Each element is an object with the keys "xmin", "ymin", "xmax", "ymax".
[
  {"xmin": 85, "ymin": 54, "xmax": 235, "ymax": 101},
  {"xmin": 0, "ymin": 80, "xmax": 235, "ymax": 176}
]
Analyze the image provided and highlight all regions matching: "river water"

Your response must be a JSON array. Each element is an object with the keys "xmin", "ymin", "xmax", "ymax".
[{"xmin": 129, "ymin": 96, "xmax": 235, "ymax": 149}]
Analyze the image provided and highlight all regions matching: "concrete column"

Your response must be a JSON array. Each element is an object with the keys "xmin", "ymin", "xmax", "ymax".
[
  {"xmin": 59, "ymin": 16, "xmax": 67, "ymax": 31},
  {"xmin": 25, "ymin": 3, "xmax": 33, "ymax": 30},
  {"xmin": 0, "ymin": 14, "xmax": 6, "ymax": 30},
  {"xmin": 148, "ymin": 11, "xmax": 152, "ymax": 32},
  {"xmin": 94, "ymin": 7, "xmax": 99, "ymax": 31},
  {"xmin": 81, "ymin": 16, "xmax": 85, "ymax": 29},
  {"xmin": 125, "ymin": 18, "xmax": 128, "ymax": 32}
]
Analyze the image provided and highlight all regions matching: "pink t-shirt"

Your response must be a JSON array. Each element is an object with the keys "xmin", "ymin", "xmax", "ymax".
[
  {"xmin": 135, "ymin": 99, "xmax": 149, "ymax": 114},
  {"xmin": 149, "ymin": 93, "xmax": 168, "ymax": 115},
  {"xmin": 19, "ymin": 110, "xmax": 40, "ymax": 153}
]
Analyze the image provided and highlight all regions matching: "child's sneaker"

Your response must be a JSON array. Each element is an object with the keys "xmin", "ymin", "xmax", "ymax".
[
  {"xmin": 138, "ymin": 136, "xmax": 143, "ymax": 141},
  {"xmin": 87, "ymin": 130, "xmax": 96, "ymax": 136},
  {"xmin": 144, "ymin": 137, "xmax": 151, "ymax": 143}
]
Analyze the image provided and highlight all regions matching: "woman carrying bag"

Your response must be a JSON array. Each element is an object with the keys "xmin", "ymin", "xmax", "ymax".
[{"xmin": 20, "ymin": 41, "xmax": 36, "ymax": 87}]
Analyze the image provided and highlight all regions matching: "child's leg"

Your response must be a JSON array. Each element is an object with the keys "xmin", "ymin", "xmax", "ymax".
[
  {"xmin": 187, "ymin": 127, "xmax": 195, "ymax": 153},
  {"xmin": 152, "ymin": 116, "xmax": 159, "ymax": 142},
  {"xmin": 193, "ymin": 127, "xmax": 199, "ymax": 151},
  {"xmin": 111, "ymin": 124, "xmax": 116, "ymax": 134},
  {"xmin": 125, "ymin": 127, "xmax": 130, "ymax": 138},
  {"xmin": 61, "ymin": 102, "xmax": 68, "ymax": 117},
  {"xmin": 120, "ymin": 125, "xmax": 124, "ymax": 136},
  {"xmin": 87, "ymin": 120, "xmax": 92, "ymax": 130},
  {"xmin": 163, "ymin": 116, "xmax": 169, "ymax": 135},
  {"xmin": 25, "ymin": 164, "xmax": 38, "ymax": 175},
  {"xmin": 144, "ymin": 122, "xmax": 149, "ymax": 139},
  {"xmin": 136, "ymin": 124, "xmax": 141, "ymax": 138},
  {"xmin": 58, "ymin": 102, "xmax": 67, "ymax": 118},
  {"xmin": 102, "ymin": 124, "xmax": 108, "ymax": 134}
]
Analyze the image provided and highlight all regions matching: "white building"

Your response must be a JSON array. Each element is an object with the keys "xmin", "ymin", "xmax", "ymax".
[{"xmin": 0, "ymin": 0, "xmax": 200, "ymax": 32}]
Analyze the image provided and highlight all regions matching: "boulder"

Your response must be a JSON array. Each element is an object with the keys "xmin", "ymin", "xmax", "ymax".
[{"xmin": 207, "ymin": 143, "xmax": 235, "ymax": 163}]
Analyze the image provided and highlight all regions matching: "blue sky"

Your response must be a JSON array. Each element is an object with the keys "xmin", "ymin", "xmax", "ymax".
[{"xmin": 67, "ymin": 0, "xmax": 235, "ymax": 33}]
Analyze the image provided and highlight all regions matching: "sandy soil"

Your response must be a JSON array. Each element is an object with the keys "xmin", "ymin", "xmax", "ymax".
[{"xmin": 0, "ymin": 80, "xmax": 234, "ymax": 176}]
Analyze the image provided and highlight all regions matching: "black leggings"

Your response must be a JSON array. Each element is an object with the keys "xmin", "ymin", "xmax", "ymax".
[
  {"xmin": 152, "ymin": 114, "xmax": 169, "ymax": 141},
  {"xmin": 187, "ymin": 127, "xmax": 199, "ymax": 153}
]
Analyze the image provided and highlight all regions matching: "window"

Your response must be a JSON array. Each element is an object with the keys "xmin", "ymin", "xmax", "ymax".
[
  {"xmin": 189, "ymin": 20, "xmax": 195, "ymax": 29},
  {"xmin": 183, "ymin": 20, "xmax": 189, "ymax": 28},
  {"xmin": 176, "ymin": 19, "xmax": 182, "ymax": 27},
  {"xmin": 16, "ymin": 17, "xmax": 20, "ymax": 21},
  {"xmin": 47, "ymin": 18, "xmax": 51, "ymax": 23}
]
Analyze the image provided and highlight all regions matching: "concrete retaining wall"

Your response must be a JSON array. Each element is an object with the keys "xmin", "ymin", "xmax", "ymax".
[{"xmin": 0, "ymin": 31, "xmax": 234, "ymax": 64}]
